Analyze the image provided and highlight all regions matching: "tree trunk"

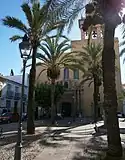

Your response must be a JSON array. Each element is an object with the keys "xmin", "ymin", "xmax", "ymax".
[
  {"xmin": 27, "ymin": 45, "xmax": 37, "ymax": 134},
  {"xmin": 72, "ymin": 89, "xmax": 77, "ymax": 122},
  {"xmin": 103, "ymin": 109, "xmax": 107, "ymax": 128},
  {"xmin": 93, "ymin": 75, "xmax": 99, "ymax": 126},
  {"xmin": 51, "ymin": 79, "xmax": 55, "ymax": 124},
  {"xmin": 102, "ymin": 22, "xmax": 122, "ymax": 158},
  {"xmin": 79, "ymin": 89, "xmax": 82, "ymax": 117}
]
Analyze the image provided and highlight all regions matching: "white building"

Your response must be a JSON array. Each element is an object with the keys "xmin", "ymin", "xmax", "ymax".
[{"xmin": 0, "ymin": 74, "xmax": 29, "ymax": 114}]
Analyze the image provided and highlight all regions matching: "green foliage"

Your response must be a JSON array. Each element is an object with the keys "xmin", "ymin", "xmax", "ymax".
[
  {"xmin": 26, "ymin": 34, "xmax": 77, "ymax": 80},
  {"xmin": 118, "ymin": 90, "xmax": 125, "ymax": 101},
  {"xmin": 35, "ymin": 83, "xmax": 65, "ymax": 107}
]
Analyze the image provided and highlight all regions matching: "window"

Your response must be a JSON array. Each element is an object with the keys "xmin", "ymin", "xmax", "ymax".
[
  {"xmin": 15, "ymin": 86, "xmax": 19, "ymax": 93},
  {"xmin": 73, "ymin": 69, "xmax": 79, "ymax": 80},
  {"xmin": 7, "ymin": 84, "xmax": 12, "ymax": 91},
  {"xmin": 6, "ymin": 100, "xmax": 11, "ymax": 109},
  {"xmin": 64, "ymin": 68, "xmax": 69, "ymax": 80}
]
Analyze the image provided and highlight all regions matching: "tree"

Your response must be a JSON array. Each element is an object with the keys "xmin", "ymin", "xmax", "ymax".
[
  {"xmin": 35, "ymin": 83, "xmax": 65, "ymax": 116},
  {"xmin": 29, "ymin": 34, "xmax": 76, "ymax": 124},
  {"xmin": 35, "ymin": 83, "xmax": 51, "ymax": 109},
  {"xmin": 48, "ymin": 0, "xmax": 124, "ymax": 158},
  {"xmin": 78, "ymin": 43, "xmax": 102, "ymax": 125},
  {"xmin": 2, "ymin": 1, "xmax": 64, "ymax": 134},
  {"xmin": 10, "ymin": 69, "xmax": 14, "ymax": 76}
]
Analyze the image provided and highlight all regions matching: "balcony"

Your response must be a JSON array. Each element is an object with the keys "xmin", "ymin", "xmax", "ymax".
[
  {"xmin": 6, "ymin": 90, "xmax": 14, "ymax": 99},
  {"xmin": 14, "ymin": 92, "xmax": 21, "ymax": 100}
]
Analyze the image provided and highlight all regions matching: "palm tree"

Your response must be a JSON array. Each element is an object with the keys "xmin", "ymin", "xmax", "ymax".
[
  {"xmin": 47, "ymin": 0, "xmax": 124, "ymax": 158},
  {"xmin": 2, "ymin": 1, "xmax": 64, "ymax": 134},
  {"xmin": 78, "ymin": 43, "xmax": 102, "ymax": 126},
  {"xmin": 28, "ymin": 35, "xmax": 76, "ymax": 124}
]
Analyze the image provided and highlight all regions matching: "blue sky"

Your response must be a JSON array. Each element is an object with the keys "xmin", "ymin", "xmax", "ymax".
[{"xmin": 0, "ymin": 0, "xmax": 125, "ymax": 83}]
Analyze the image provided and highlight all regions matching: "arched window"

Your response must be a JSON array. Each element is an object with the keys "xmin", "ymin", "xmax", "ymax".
[
  {"xmin": 64, "ymin": 68, "xmax": 69, "ymax": 80},
  {"xmin": 73, "ymin": 69, "xmax": 79, "ymax": 80}
]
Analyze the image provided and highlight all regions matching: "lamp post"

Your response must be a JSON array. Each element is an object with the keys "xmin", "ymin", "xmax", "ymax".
[{"xmin": 14, "ymin": 34, "xmax": 31, "ymax": 160}]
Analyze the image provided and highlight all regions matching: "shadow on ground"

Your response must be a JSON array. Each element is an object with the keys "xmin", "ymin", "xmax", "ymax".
[
  {"xmin": 0, "ymin": 125, "xmax": 82, "ymax": 148},
  {"xmin": 0, "ymin": 118, "xmax": 93, "ymax": 133},
  {"xmin": 72, "ymin": 136, "xmax": 107, "ymax": 160},
  {"xmin": 1, "ymin": 120, "xmax": 125, "ymax": 160}
]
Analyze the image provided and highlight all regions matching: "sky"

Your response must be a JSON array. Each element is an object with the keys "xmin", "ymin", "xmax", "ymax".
[{"xmin": 0, "ymin": 0, "xmax": 125, "ymax": 83}]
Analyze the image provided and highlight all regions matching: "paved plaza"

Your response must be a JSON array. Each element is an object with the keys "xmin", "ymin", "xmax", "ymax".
[
  {"xmin": 35, "ymin": 122, "xmax": 106, "ymax": 160},
  {"xmin": 0, "ymin": 119, "xmax": 125, "ymax": 160},
  {"xmin": 34, "ymin": 119, "xmax": 125, "ymax": 160}
]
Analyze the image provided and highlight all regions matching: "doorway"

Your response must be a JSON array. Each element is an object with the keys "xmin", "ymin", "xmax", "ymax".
[{"xmin": 62, "ymin": 102, "xmax": 72, "ymax": 117}]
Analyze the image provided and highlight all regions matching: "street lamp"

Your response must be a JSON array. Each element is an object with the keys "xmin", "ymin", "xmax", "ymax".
[{"xmin": 14, "ymin": 34, "xmax": 31, "ymax": 160}]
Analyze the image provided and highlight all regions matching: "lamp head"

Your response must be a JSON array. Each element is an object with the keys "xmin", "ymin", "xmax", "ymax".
[{"xmin": 19, "ymin": 34, "xmax": 31, "ymax": 59}]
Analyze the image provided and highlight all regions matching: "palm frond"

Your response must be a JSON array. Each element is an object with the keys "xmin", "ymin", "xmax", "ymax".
[
  {"xmin": 2, "ymin": 16, "xmax": 28, "ymax": 33},
  {"xmin": 56, "ymin": 39, "xmax": 70, "ymax": 54},
  {"xmin": 120, "ymin": 47, "xmax": 125, "ymax": 57},
  {"xmin": 39, "ymin": 45, "xmax": 51, "ymax": 60},
  {"xmin": 80, "ymin": 77, "xmax": 93, "ymax": 85},
  {"xmin": 10, "ymin": 35, "xmax": 23, "ymax": 42},
  {"xmin": 50, "ymin": 0, "xmax": 87, "ymax": 32},
  {"xmin": 21, "ymin": 3, "xmax": 33, "ymax": 28},
  {"xmin": 36, "ymin": 53, "xmax": 50, "ymax": 63},
  {"xmin": 88, "ymin": 80, "xmax": 93, "ymax": 87},
  {"xmin": 123, "ymin": 57, "xmax": 125, "ymax": 64},
  {"xmin": 41, "ymin": 20, "xmax": 66, "ymax": 38}
]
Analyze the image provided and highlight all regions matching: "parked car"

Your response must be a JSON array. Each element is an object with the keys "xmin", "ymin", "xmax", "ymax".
[
  {"xmin": 117, "ymin": 112, "xmax": 125, "ymax": 118},
  {"xmin": 0, "ymin": 112, "xmax": 13, "ymax": 123}
]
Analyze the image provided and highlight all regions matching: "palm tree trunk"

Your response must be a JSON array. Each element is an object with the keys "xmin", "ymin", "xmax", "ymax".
[
  {"xmin": 102, "ymin": 22, "xmax": 122, "ymax": 158},
  {"xmin": 93, "ymin": 75, "xmax": 99, "ymax": 126},
  {"xmin": 51, "ymin": 79, "xmax": 55, "ymax": 124},
  {"xmin": 72, "ymin": 89, "xmax": 77, "ymax": 122},
  {"xmin": 27, "ymin": 45, "xmax": 37, "ymax": 134}
]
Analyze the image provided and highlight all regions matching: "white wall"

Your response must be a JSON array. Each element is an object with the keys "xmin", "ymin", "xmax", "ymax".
[{"xmin": 0, "ymin": 79, "xmax": 28, "ymax": 112}]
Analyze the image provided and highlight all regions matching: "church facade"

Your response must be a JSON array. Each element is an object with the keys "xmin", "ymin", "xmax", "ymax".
[{"xmin": 36, "ymin": 18, "xmax": 122, "ymax": 118}]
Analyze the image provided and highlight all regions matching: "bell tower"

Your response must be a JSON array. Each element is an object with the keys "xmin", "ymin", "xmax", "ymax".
[{"xmin": 78, "ymin": 18, "xmax": 103, "ymax": 40}]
